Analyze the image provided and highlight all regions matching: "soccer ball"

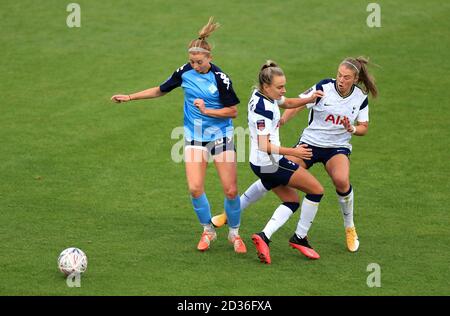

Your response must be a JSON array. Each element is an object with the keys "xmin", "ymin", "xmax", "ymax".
[{"xmin": 57, "ymin": 247, "xmax": 88, "ymax": 276}]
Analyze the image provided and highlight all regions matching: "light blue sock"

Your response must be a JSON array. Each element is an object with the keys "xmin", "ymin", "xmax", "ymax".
[
  {"xmin": 191, "ymin": 193, "xmax": 211, "ymax": 225},
  {"xmin": 224, "ymin": 195, "xmax": 241, "ymax": 228}
]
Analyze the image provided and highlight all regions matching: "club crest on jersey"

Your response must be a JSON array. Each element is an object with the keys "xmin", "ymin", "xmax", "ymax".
[
  {"xmin": 208, "ymin": 84, "xmax": 218, "ymax": 94},
  {"xmin": 325, "ymin": 114, "xmax": 347, "ymax": 125},
  {"xmin": 256, "ymin": 119, "xmax": 266, "ymax": 131}
]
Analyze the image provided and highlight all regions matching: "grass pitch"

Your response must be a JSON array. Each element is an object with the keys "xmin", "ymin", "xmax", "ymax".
[{"xmin": 0, "ymin": 0, "xmax": 449, "ymax": 296}]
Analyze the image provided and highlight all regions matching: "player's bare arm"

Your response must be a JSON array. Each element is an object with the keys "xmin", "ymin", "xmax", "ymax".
[
  {"xmin": 279, "ymin": 91, "xmax": 324, "ymax": 125},
  {"xmin": 194, "ymin": 98, "xmax": 237, "ymax": 118},
  {"xmin": 279, "ymin": 90, "xmax": 324, "ymax": 109},
  {"xmin": 111, "ymin": 86, "xmax": 167, "ymax": 103},
  {"xmin": 257, "ymin": 135, "xmax": 312, "ymax": 160},
  {"xmin": 280, "ymin": 107, "xmax": 302, "ymax": 126},
  {"xmin": 342, "ymin": 116, "xmax": 369, "ymax": 136}
]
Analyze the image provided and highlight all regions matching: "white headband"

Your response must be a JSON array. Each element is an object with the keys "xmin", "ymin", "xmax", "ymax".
[
  {"xmin": 188, "ymin": 47, "xmax": 210, "ymax": 53},
  {"xmin": 342, "ymin": 60, "xmax": 360, "ymax": 73}
]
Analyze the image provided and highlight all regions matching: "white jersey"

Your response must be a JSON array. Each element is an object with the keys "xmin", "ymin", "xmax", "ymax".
[
  {"xmin": 248, "ymin": 89, "xmax": 282, "ymax": 166},
  {"xmin": 299, "ymin": 79, "xmax": 369, "ymax": 151}
]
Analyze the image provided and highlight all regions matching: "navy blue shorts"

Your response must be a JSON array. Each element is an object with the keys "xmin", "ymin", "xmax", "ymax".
[
  {"xmin": 250, "ymin": 157, "xmax": 299, "ymax": 190},
  {"xmin": 185, "ymin": 136, "xmax": 235, "ymax": 156},
  {"xmin": 294, "ymin": 141, "xmax": 351, "ymax": 169}
]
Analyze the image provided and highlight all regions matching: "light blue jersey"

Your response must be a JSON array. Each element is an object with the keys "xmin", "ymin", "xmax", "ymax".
[{"xmin": 160, "ymin": 63, "xmax": 239, "ymax": 142}]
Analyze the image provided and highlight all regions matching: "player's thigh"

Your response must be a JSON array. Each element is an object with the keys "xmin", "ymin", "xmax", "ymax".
[
  {"xmin": 184, "ymin": 147, "xmax": 208, "ymax": 190},
  {"xmin": 287, "ymin": 167, "xmax": 323, "ymax": 195},
  {"xmin": 325, "ymin": 154, "xmax": 350, "ymax": 189},
  {"xmin": 272, "ymin": 185, "xmax": 299, "ymax": 203},
  {"xmin": 284, "ymin": 155, "xmax": 308, "ymax": 168}
]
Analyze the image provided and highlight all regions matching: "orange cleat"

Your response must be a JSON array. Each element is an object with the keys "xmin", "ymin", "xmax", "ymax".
[
  {"xmin": 251, "ymin": 233, "xmax": 271, "ymax": 264},
  {"xmin": 229, "ymin": 235, "xmax": 247, "ymax": 254},
  {"xmin": 345, "ymin": 226, "xmax": 359, "ymax": 252},
  {"xmin": 197, "ymin": 231, "xmax": 217, "ymax": 251},
  {"xmin": 289, "ymin": 234, "xmax": 320, "ymax": 260}
]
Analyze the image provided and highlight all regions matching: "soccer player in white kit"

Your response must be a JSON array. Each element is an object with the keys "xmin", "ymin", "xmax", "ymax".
[
  {"xmin": 281, "ymin": 57, "xmax": 378, "ymax": 252},
  {"xmin": 246, "ymin": 61, "xmax": 325, "ymax": 264},
  {"xmin": 212, "ymin": 57, "xmax": 378, "ymax": 254}
]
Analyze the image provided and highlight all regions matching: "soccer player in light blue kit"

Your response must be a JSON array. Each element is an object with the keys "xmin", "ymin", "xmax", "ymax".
[{"xmin": 111, "ymin": 17, "xmax": 246, "ymax": 253}]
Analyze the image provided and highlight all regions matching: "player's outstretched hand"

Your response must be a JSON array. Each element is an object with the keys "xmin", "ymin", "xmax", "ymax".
[
  {"xmin": 293, "ymin": 144, "xmax": 313, "ymax": 160},
  {"xmin": 308, "ymin": 90, "xmax": 324, "ymax": 102},
  {"xmin": 111, "ymin": 95, "xmax": 132, "ymax": 103}
]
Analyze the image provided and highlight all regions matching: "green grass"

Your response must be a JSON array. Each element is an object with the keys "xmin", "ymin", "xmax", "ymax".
[{"xmin": 0, "ymin": 0, "xmax": 449, "ymax": 295}]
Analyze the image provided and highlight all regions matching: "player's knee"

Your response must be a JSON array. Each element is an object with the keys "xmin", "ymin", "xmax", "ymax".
[
  {"xmin": 223, "ymin": 186, "xmax": 238, "ymax": 199},
  {"xmin": 189, "ymin": 186, "xmax": 204, "ymax": 198},
  {"xmin": 333, "ymin": 177, "xmax": 349, "ymax": 192}
]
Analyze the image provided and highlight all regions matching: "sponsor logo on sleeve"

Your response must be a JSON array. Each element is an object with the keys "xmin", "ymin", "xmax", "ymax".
[{"xmin": 215, "ymin": 72, "xmax": 230, "ymax": 89}]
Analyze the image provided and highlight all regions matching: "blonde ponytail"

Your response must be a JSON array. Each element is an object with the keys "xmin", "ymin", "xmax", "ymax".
[{"xmin": 188, "ymin": 17, "xmax": 220, "ymax": 54}]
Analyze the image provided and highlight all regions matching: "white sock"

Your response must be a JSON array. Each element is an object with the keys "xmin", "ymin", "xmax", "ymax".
[
  {"xmin": 240, "ymin": 179, "xmax": 269, "ymax": 211},
  {"xmin": 295, "ymin": 197, "xmax": 320, "ymax": 238},
  {"xmin": 337, "ymin": 187, "xmax": 354, "ymax": 228},
  {"xmin": 228, "ymin": 227, "xmax": 239, "ymax": 240},
  {"xmin": 262, "ymin": 204, "xmax": 294, "ymax": 240},
  {"xmin": 203, "ymin": 223, "xmax": 216, "ymax": 233}
]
